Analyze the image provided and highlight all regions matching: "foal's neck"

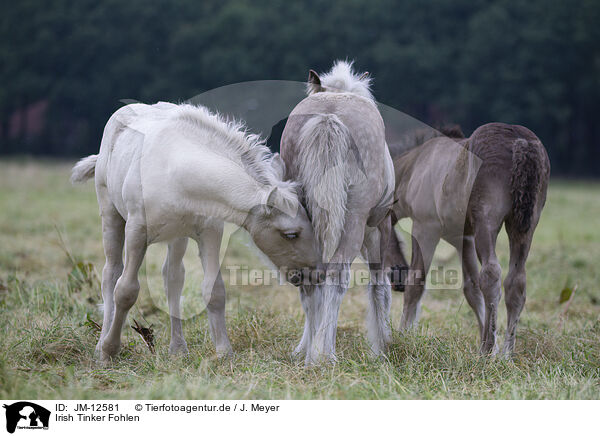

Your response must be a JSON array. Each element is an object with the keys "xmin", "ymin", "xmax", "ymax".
[{"xmin": 393, "ymin": 147, "xmax": 420, "ymax": 185}]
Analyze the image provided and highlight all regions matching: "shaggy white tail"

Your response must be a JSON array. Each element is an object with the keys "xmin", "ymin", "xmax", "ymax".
[
  {"xmin": 70, "ymin": 154, "xmax": 98, "ymax": 184},
  {"xmin": 297, "ymin": 114, "xmax": 351, "ymax": 261}
]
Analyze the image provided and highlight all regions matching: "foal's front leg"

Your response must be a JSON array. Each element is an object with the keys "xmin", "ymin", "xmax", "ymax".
[
  {"xmin": 162, "ymin": 237, "xmax": 189, "ymax": 355},
  {"xmin": 101, "ymin": 218, "xmax": 147, "ymax": 361},
  {"xmin": 362, "ymin": 219, "xmax": 392, "ymax": 356},
  {"xmin": 447, "ymin": 234, "xmax": 485, "ymax": 342},
  {"xmin": 196, "ymin": 220, "xmax": 233, "ymax": 358},
  {"xmin": 400, "ymin": 222, "xmax": 440, "ymax": 330},
  {"xmin": 292, "ymin": 285, "xmax": 318, "ymax": 359}
]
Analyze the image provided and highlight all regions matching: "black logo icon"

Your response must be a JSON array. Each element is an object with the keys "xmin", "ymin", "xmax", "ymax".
[{"xmin": 2, "ymin": 402, "xmax": 50, "ymax": 433}]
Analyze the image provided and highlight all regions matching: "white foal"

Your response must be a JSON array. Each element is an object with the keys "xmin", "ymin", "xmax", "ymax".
[{"xmin": 72, "ymin": 102, "xmax": 321, "ymax": 362}]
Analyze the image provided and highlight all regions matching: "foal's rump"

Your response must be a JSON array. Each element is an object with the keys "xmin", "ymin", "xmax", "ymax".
[
  {"xmin": 282, "ymin": 93, "xmax": 391, "ymax": 260},
  {"xmin": 467, "ymin": 123, "xmax": 550, "ymax": 234},
  {"xmin": 93, "ymin": 104, "xmax": 169, "ymax": 221}
]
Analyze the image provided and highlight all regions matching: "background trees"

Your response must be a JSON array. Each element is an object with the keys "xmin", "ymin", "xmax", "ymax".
[{"xmin": 1, "ymin": 0, "xmax": 598, "ymax": 175}]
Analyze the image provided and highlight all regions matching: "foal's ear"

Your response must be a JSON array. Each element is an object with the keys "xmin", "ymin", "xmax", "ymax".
[
  {"xmin": 270, "ymin": 153, "xmax": 286, "ymax": 179},
  {"xmin": 359, "ymin": 71, "xmax": 370, "ymax": 81},
  {"xmin": 265, "ymin": 187, "xmax": 298, "ymax": 217},
  {"xmin": 265, "ymin": 187, "xmax": 281, "ymax": 216},
  {"xmin": 307, "ymin": 69, "xmax": 323, "ymax": 94}
]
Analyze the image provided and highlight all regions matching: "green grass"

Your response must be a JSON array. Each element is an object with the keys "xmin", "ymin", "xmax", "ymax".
[{"xmin": 0, "ymin": 159, "xmax": 598, "ymax": 399}]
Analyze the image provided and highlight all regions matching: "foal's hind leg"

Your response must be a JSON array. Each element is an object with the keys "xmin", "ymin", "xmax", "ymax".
[
  {"xmin": 474, "ymin": 223, "xmax": 502, "ymax": 356},
  {"xmin": 362, "ymin": 220, "xmax": 392, "ymax": 356},
  {"xmin": 162, "ymin": 237, "xmax": 189, "ymax": 355},
  {"xmin": 400, "ymin": 222, "xmax": 440, "ymax": 330},
  {"xmin": 101, "ymin": 217, "xmax": 147, "ymax": 361},
  {"xmin": 196, "ymin": 219, "xmax": 232, "ymax": 358},
  {"xmin": 502, "ymin": 221, "xmax": 534, "ymax": 356},
  {"xmin": 306, "ymin": 213, "xmax": 367, "ymax": 365},
  {"xmin": 96, "ymin": 207, "xmax": 125, "ymax": 356}
]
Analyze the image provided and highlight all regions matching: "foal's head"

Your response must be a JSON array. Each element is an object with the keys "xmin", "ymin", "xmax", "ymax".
[
  {"xmin": 243, "ymin": 156, "xmax": 322, "ymax": 286},
  {"xmin": 245, "ymin": 187, "xmax": 322, "ymax": 286}
]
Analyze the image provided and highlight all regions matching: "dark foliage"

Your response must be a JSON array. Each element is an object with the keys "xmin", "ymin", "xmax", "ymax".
[{"xmin": 1, "ymin": 0, "xmax": 598, "ymax": 175}]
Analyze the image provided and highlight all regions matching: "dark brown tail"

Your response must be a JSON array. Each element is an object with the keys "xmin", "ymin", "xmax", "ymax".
[{"xmin": 510, "ymin": 138, "xmax": 543, "ymax": 233}]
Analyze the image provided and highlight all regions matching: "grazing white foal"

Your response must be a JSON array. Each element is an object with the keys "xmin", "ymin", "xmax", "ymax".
[{"xmin": 72, "ymin": 102, "xmax": 320, "ymax": 362}]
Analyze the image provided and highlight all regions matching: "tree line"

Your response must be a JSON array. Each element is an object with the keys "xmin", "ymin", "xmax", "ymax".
[{"xmin": 1, "ymin": 0, "xmax": 598, "ymax": 175}]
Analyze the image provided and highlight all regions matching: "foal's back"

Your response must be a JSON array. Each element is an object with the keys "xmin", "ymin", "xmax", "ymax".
[{"xmin": 94, "ymin": 102, "xmax": 268, "ymax": 242}]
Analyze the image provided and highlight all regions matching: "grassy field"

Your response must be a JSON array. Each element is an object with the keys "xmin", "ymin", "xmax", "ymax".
[{"xmin": 0, "ymin": 159, "xmax": 598, "ymax": 399}]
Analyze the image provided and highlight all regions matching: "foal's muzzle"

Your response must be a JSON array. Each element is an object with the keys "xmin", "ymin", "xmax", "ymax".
[{"xmin": 287, "ymin": 268, "xmax": 326, "ymax": 287}]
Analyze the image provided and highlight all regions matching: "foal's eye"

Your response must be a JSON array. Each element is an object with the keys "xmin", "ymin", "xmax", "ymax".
[{"xmin": 282, "ymin": 231, "xmax": 299, "ymax": 240}]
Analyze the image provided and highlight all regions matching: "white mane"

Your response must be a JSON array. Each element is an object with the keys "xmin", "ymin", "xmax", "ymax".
[
  {"xmin": 307, "ymin": 60, "xmax": 374, "ymax": 100},
  {"xmin": 167, "ymin": 103, "xmax": 298, "ymax": 207}
]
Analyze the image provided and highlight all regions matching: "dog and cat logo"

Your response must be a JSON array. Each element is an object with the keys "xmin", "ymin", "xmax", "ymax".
[{"xmin": 2, "ymin": 402, "xmax": 50, "ymax": 433}]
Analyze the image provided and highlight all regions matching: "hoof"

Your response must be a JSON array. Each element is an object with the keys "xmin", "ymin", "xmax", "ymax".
[
  {"xmin": 94, "ymin": 341, "xmax": 103, "ymax": 358},
  {"xmin": 291, "ymin": 350, "xmax": 305, "ymax": 362},
  {"xmin": 97, "ymin": 354, "xmax": 112, "ymax": 367},
  {"xmin": 368, "ymin": 341, "xmax": 390, "ymax": 359},
  {"xmin": 479, "ymin": 341, "xmax": 499, "ymax": 357},
  {"xmin": 216, "ymin": 346, "xmax": 234, "ymax": 359},
  {"xmin": 101, "ymin": 340, "xmax": 120, "ymax": 359},
  {"xmin": 501, "ymin": 340, "xmax": 516, "ymax": 358},
  {"xmin": 500, "ymin": 350, "xmax": 515, "ymax": 361},
  {"xmin": 94, "ymin": 347, "xmax": 113, "ymax": 366},
  {"xmin": 94, "ymin": 340, "xmax": 112, "ymax": 365},
  {"xmin": 398, "ymin": 319, "xmax": 416, "ymax": 332},
  {"xmin": 304, "ymin": 352, "xmax": 337, "ymax": 368},
  {"xmin": 291, "ymin": 341, "xmax": 307, "ymax": 361},
  {"xmin": 168, "ymin": 341, "xmax": 189, "ymax": 356}
]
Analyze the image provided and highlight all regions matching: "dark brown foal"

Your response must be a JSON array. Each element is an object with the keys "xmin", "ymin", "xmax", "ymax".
[{"xmin": 387, "ymin": 123, "xmax": 550, "ymax": 355}]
